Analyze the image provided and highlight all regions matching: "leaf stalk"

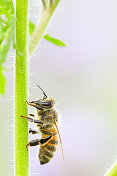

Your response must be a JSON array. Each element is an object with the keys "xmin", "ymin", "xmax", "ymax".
[{"xmin": 29, "ymin": 0, "xmax": 60, "ymax": 56}]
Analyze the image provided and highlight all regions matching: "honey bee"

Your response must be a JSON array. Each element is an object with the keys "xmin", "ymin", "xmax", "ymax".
[{"xmin": 21, "ymin": 85, "xmax": 64, "ymax": 165}]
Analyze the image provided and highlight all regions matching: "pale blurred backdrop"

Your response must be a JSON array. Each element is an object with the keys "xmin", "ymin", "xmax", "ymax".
[{"xmin": 1, "ymin": 0, "xmax": 117, "ymax": 175}]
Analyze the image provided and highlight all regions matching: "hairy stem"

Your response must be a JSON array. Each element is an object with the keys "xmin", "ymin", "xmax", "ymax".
[
  {"xmin": 104, "ymin": 160, "xmax": 117, "ymax": 176},
  {"xmin": 29, "ymin": 0, "xmax": 60, "ymax": 56},
  {"xmin": 15, "ymin": 0, "xmax": 29, "ymax": 175}
]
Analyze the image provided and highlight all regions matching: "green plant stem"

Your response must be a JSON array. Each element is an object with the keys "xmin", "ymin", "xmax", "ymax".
[
  {"xmin": 15, "ymin": 0, "xmax": 29, "ymax": 175},
  {"xmin": 29, "ymin": 0, "xmax": 60, "ymax": 56},
  {"xmin": 104, "ymin": 160, "xmax": 117, "ymax": 176}
]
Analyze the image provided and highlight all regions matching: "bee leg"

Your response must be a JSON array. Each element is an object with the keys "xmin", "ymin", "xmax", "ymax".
[
  {"xmin": 29, "ymin": 128, "xmax": 38, "ymax": 134},
  {"xmin": 29, "ymin": 113, "xmax": 35, "ymax": 117},
  {"xmin": 26, "ymin": 135, "xmax": 52, "ymax": 151},
  {"xmin": 26, "ymin": 101, "xmax": 43, "ymax": 110},
  {"xmin": 21, "ymin": 115, "xmax": 33, "ymax": 122},
  {"xmin": 21, "ymin": 115, "xmax": 43, "ymax": 125}
]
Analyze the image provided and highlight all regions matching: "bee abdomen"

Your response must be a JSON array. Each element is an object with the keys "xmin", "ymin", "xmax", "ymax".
[
  {"xmin": 39, "ymin": 128, "xmax": 58, "ymax": 165},
  {"xmin": 39, "ymin": 147, "xmax": 55, "ymax": 165},
  {"xmin": 46, "ymin": 145, "xmax": 56, "ymax": 152},
  {"xmin": 39, "ymin": 140, "xmax": 58, "ymax": 165}
]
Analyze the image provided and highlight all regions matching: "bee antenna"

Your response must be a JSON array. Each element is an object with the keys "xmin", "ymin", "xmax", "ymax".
[{"xmin": 37, "ymin": 85, "xmax": 48, "ymax": 99}]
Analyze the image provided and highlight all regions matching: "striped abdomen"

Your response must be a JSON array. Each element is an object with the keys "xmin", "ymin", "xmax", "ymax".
[{"xmin": 38, "ymin": 129, "xmax": 58, "ymax": 165}]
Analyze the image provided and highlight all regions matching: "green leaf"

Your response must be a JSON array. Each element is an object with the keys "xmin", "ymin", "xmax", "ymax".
[
  {"xmin": 0, "ymin": 0, "xmax": 14, "ymax": 15},
  {"xmin": 0, "ymin": 7, "xmax": 15, "ymax": 64},
  {"xmin": 0, "ymin": 67, "xmax": 6, "ymax": 95},
  {"xmin": 29, "ymin": 20, "xmax": 35, "ymax": 36},
  {"xmin": 0, "ymin": 0, "xmax": 15, "ymax": 63},
  {"xmin": 44, "ymin": 34, "xmax": 66, "ymax": 47},
  {"xmin": 0, "ymin": 0, "xmax": 15, "ymax": 95}
]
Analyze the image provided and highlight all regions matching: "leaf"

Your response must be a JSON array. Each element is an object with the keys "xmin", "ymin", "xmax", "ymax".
[
  {"xmin": 0, "ymin": 67, "xmax": 6, "ymax": 95},
  {"xmin": 0, "ymin": 3, "xmax": 15, "ymax": 63},
  {"xmin": 0, "ymin": 0, "xmax": 15, "ymax": 95},
  {"xmin": 29, "ymin": 20, "xmax": 35, "ymax": 36},
  {"xmin": 0, "ymin": 0, "xmax": 35, "ymax": 95},
  {"xmin": 44, "ymin": 34, "xmax": 66, "ymax": 47}
]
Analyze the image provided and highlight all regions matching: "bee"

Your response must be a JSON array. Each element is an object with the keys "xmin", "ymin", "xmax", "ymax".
[{"xmin": 21, "ymin": 85, "xmax": 64, "ymax": 165}]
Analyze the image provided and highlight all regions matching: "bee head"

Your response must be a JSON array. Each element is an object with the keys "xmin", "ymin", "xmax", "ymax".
[
  {"xmin": 29, "ymin": 98, "xmax": 55, "ymax": 110},
  {"xmin": 28, "ymin": 85, "xmax": 55, "ymax": 110}
]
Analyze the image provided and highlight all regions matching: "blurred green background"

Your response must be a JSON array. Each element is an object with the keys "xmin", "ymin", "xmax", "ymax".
[{"xmin": 1, "ymin": 0, "xmax": 117, "ymax": 175}]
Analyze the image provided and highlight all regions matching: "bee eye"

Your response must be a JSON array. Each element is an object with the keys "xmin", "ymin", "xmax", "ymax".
[{"xmin": 41, "ymin": 102, "xmax": 52, "ymax": 108}]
